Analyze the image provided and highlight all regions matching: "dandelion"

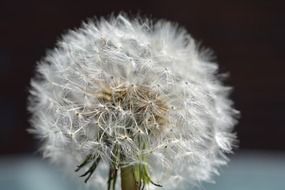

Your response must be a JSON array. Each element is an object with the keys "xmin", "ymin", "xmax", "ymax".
[{"xmin": 28, "ymin": 14, "xmax": 239, "ymax": 190}]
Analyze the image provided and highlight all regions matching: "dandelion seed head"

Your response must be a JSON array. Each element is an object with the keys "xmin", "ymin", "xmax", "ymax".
[{"xmin": 28, "ymin": 14, "xmax": 239, "ymax": 190}]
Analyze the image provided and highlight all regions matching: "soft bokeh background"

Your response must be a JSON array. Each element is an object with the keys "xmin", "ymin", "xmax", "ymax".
[{"xmin": 1, "ymin": 0, "xmax": 284, "ymax": 189}]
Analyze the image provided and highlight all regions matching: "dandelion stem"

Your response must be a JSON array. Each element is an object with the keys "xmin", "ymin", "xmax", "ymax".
[{"xmin": 121, "ymin": 166, "xmax": 139, "ymax": 190}]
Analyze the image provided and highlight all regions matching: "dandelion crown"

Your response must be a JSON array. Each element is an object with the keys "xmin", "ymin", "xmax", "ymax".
[{"xmin": 28, "ymin": 14, "xmax": 238, "ymax": 190}]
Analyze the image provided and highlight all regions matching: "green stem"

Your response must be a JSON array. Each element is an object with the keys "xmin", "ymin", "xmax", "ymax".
[{"xmin": 121, "ymin": 166, "xmax": 139, "ymax": 190}]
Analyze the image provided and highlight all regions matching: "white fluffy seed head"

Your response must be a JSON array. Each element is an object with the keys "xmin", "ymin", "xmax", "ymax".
[{"xmin": 28, "ymin": 14, "xmax": 239, "ymax": 189}]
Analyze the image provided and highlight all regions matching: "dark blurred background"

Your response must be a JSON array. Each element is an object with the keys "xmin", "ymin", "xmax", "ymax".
[{"xmin": 0, "ymin": 0, "xmax": 284, "ymax": 159}]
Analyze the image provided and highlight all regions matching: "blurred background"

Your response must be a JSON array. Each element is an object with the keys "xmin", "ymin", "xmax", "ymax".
[{"xmin": 0, "ymin": 0, "xmax": 285, "ymax": 189}]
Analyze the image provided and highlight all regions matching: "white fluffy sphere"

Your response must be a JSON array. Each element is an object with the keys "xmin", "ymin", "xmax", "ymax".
[{"xmin": 29, "ymin": 14, "xmax": 239, "ymax": 190}]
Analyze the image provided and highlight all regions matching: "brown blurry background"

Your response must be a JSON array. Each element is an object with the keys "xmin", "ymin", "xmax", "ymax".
[{"xmin": 0, "ymin": 0, "xmax": 284, "ymax": 155}]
